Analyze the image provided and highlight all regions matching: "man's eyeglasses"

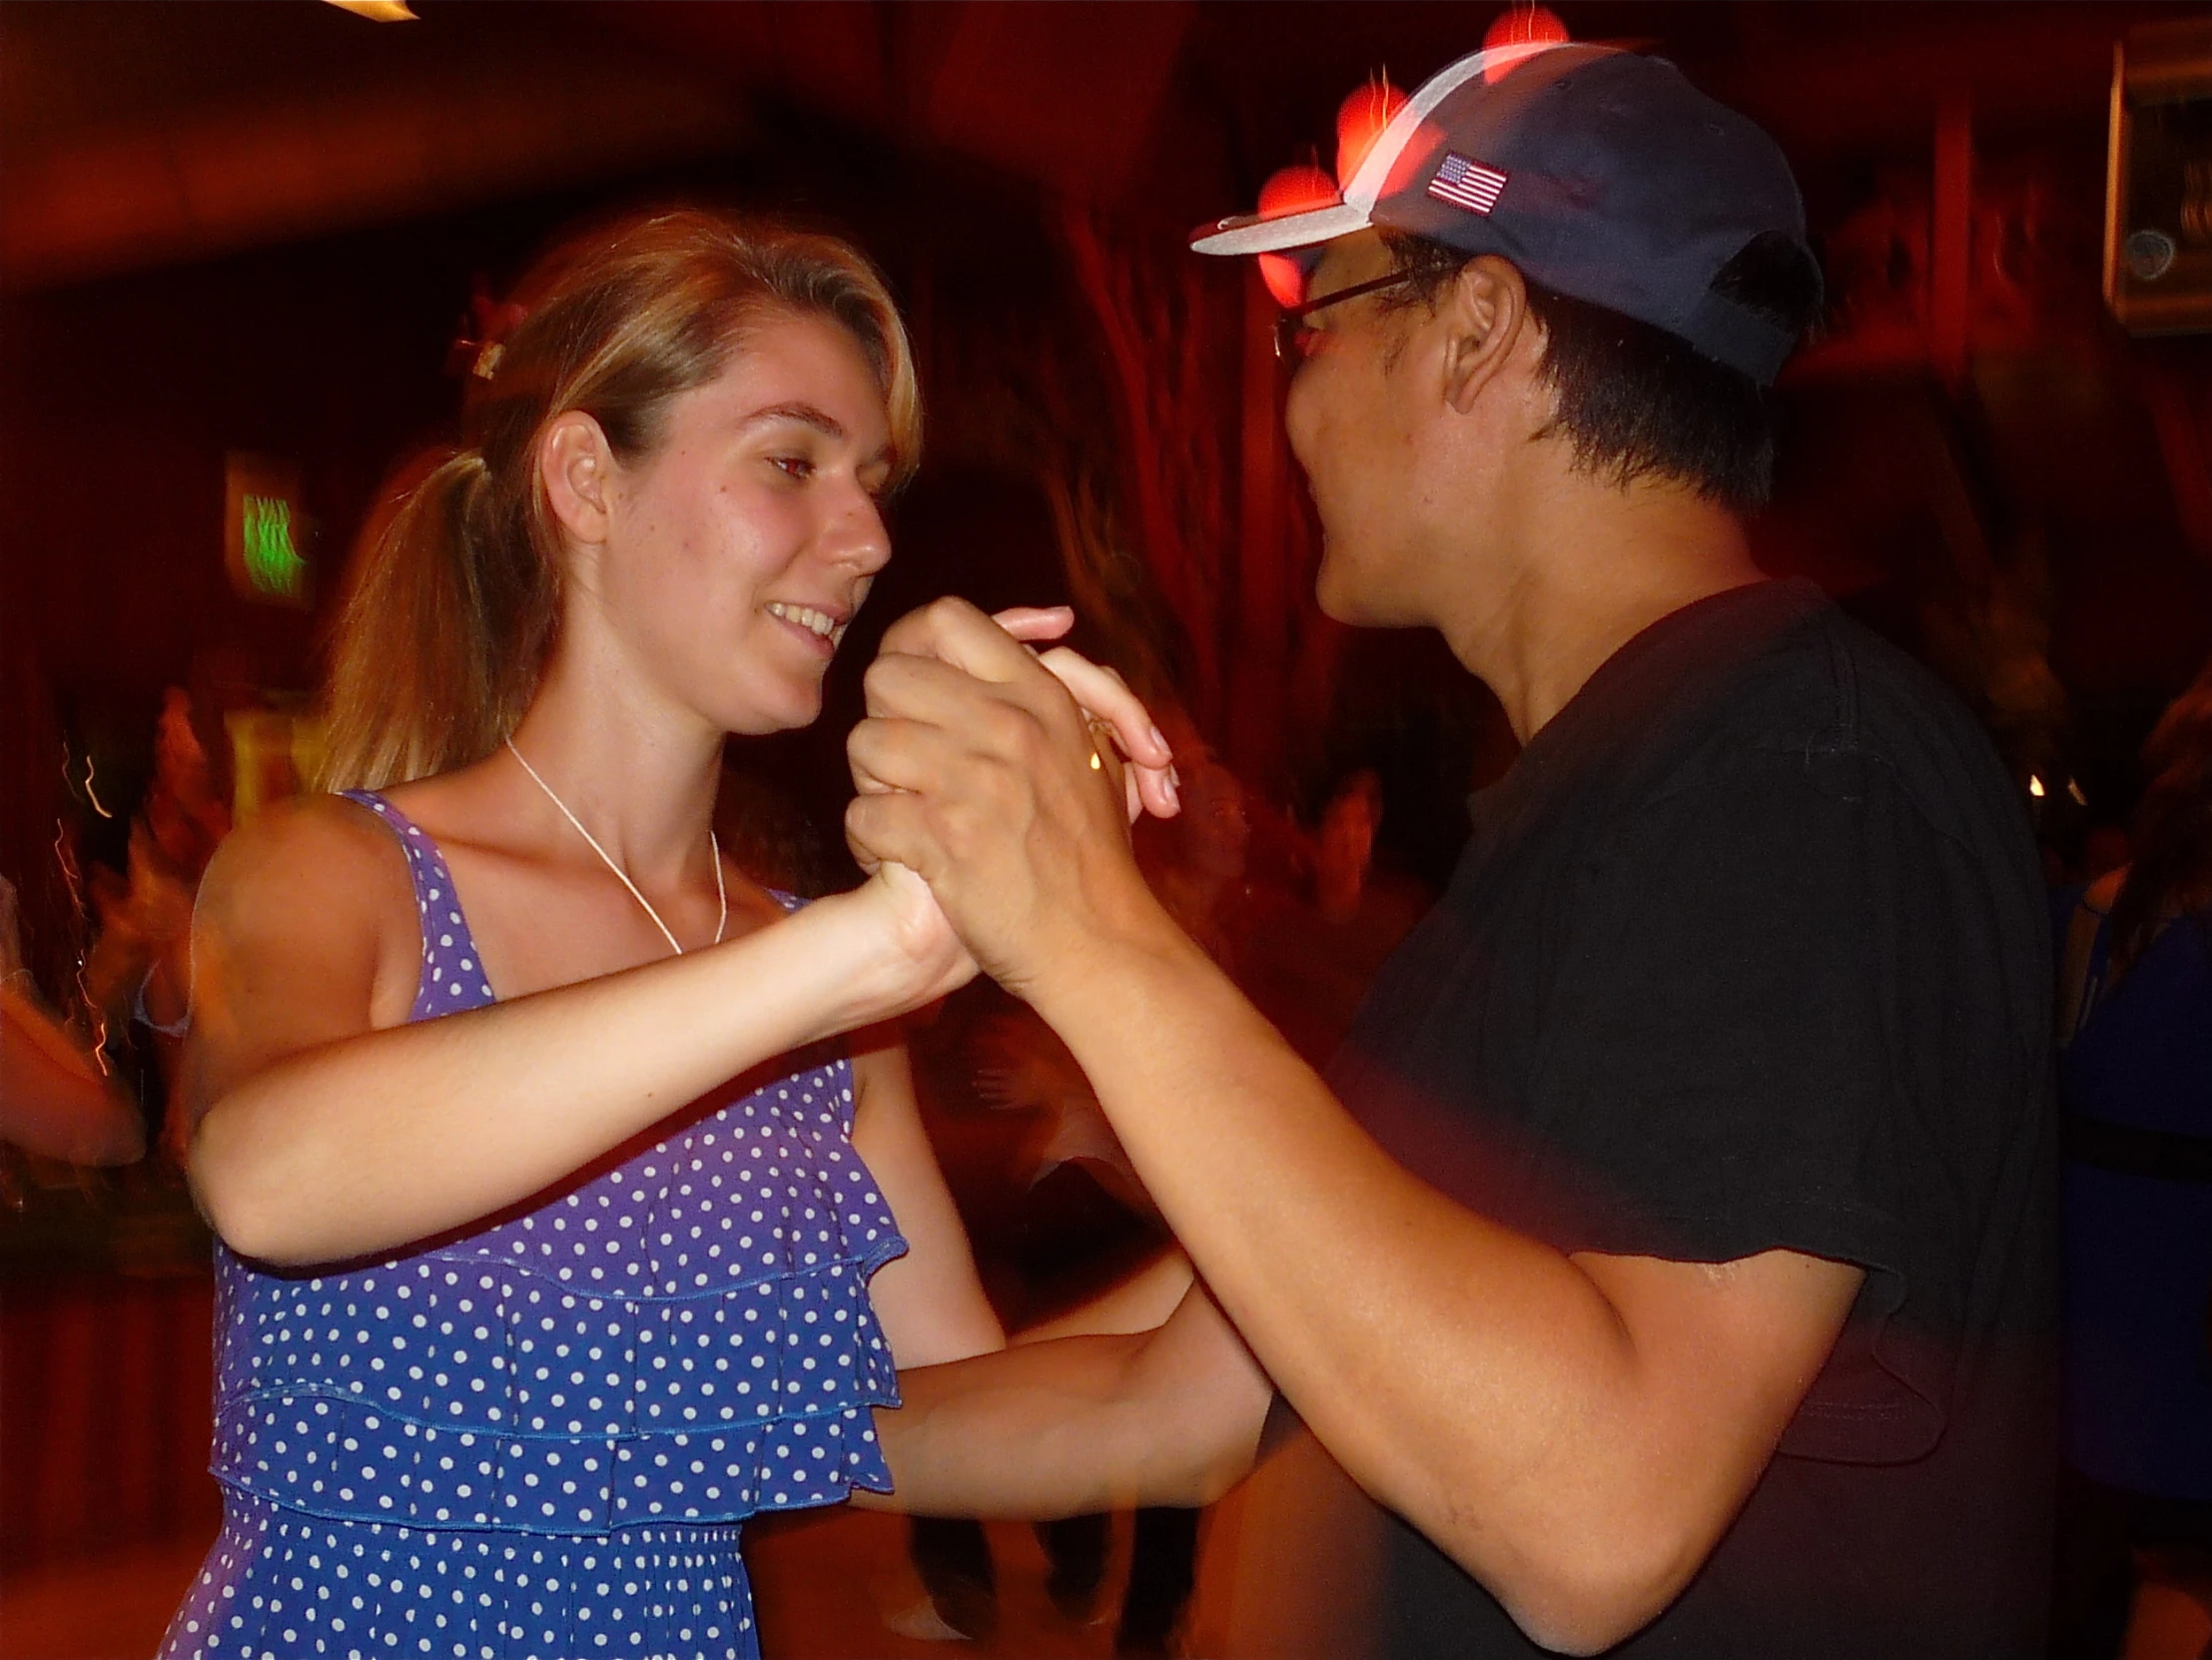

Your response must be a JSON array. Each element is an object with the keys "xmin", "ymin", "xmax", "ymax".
[{"xmin": 1273, "ymin": 271, "xmax": 1415, "ymax": 363}]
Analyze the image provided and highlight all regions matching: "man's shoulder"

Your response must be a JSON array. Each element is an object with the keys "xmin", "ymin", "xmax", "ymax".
[
  {"xmin": 1652, "ymin": 593, "xmax": 2019, "ymax": 848},
  {"xmin": 1694, "ymin": 592, "xmax": 1964, "ymax": 750}
]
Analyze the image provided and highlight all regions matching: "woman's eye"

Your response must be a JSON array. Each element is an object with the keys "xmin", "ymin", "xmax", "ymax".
[{"xmin": 769, "ymin": 454, "xmax": 815, "ymax": 480}]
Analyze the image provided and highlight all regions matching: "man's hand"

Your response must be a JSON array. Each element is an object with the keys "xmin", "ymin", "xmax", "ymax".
[{"xmin": 845, "ymin": 598, "xmax": 1175, "ymax": 994}]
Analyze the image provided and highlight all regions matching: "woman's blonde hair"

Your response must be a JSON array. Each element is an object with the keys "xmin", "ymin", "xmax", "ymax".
[{"xmin": 318, "ymin": 208, "xmax": 921, "ymax": 792}]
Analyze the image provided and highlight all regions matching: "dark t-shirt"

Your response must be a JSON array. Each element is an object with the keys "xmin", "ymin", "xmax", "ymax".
[{"xmin": 1327, "ymin": 580, "xmax": 2057, "ymax": 1658}]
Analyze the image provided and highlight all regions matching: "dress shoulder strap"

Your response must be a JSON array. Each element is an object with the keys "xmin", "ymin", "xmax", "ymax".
[{"xmin": 338, "ymin": 790, "xmax": 497, "ymax": 1018}]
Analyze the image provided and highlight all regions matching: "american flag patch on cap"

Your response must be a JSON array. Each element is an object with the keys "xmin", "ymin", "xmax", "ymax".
[{"xmin": 1427, "ymin": 153, "xmax": 1509, "ymax": 215}]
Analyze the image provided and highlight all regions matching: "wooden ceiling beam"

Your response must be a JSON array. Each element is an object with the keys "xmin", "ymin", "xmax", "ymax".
[{"xmin": 1, "ymin": 54, "xmax": 747, "ymax": 292}]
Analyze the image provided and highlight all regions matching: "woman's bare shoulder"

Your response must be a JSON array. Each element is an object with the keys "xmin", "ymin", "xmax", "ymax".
[
  {"xmin": 196, "ymin": 793, "xmax": 415, "ymax": 947},
  {"xmin": 369, "ymin": 757, "xmax": 530, "ymax": 865}
]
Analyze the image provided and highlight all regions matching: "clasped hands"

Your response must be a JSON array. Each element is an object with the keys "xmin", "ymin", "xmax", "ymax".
[{"xmin": 846, "ymin": 598, "xmax": 1178, "ymax": 1000}]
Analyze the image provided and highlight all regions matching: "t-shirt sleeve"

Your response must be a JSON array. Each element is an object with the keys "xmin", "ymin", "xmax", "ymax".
[
  {"xmin": 1532, "ymin": 741, "xmax": 1984, "ymax": 1461},
  {"xmin": 1531, "ymin": 742, "xmax": 1922, "ymax": 1273}
]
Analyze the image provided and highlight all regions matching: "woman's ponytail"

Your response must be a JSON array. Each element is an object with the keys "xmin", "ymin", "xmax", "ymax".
[{"xmin": 316, "ymin": 447, "xmax": 555, "ymax": 791}]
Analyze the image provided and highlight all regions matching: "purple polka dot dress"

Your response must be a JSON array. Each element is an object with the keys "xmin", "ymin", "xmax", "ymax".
[{"xmin": 162, "ymin": 792, "xmax": 908, "ymax": 1660}]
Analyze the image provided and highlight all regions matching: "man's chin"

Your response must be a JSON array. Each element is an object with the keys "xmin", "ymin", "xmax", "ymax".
[
  {"xmin": 1315, "ymin": 579, "xmax": 1426, "ymax": 632},
  {"xmin": 1314, "ymin": 561, "xmax": 1382, "ymax": 627},
  {"xmin": 1313, "ymin": 550, "xmax": 1356, "ymax": 623}
]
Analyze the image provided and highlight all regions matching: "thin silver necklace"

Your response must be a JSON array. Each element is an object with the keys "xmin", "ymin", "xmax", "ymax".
[{"xmin": 505, "ymin": 736, "xmax": 726, "ymax": 956}]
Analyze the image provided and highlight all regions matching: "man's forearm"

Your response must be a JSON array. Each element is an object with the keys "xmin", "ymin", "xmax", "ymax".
[{"xmin": 1016, "ymin": 909, "xmax": 1763, "ymax": 1645}]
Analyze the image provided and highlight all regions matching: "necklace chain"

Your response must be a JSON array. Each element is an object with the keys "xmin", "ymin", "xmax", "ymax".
[{"xmin": 504, "ymin": 737, "xmax": 726, "ymax": 956}]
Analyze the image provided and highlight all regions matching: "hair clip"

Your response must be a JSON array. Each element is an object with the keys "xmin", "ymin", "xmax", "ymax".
[{"xmin": 446, "ymin": 276, "xmax": 530, "ymax": 384}]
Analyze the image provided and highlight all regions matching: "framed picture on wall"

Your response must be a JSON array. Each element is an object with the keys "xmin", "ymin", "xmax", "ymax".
[{"xmin": 2108, "ymin": 16, "xmax": 2212, "ymax": 334}]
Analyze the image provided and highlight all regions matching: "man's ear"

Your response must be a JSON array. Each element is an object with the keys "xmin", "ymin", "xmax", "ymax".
[
  {"xmin": 1438, "ymin": 256, "xmax": 1536, "ymax": 415},
  {"xmin": 538, "ymin": 411, "xmax": 618, "ymax": 550}
]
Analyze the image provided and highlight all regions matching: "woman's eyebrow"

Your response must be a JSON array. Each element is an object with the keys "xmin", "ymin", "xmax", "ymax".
[{"xmin": 735, "ymin": 402, "xmax": 846, "ymax": 440}]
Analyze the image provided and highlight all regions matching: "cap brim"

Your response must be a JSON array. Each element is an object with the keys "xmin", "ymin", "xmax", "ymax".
[
  {"xmin": 1190, "ymin": 40, "xmax": 1580, "ymax": 259},
  {"xmin": 1189, "ymin": 199, "xmax": 1373, "ymax": 256}
]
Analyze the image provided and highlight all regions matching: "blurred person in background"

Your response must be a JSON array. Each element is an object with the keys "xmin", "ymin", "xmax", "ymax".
[
  {"xmin": 165, "ymin": 208, "xmax": 1267, "ymax": 1660},
  {"xmin": 1314, "ymin": 768, "xmax": 1382, "ymax": 928},
  {"xmin": 0, "ymin": 638, "xmax": 149, "ymax": 1178},
  {"xmin": 980, "ymin": 738, "xmax": 1257, "ymax": 1658},
  {"xmin": 847, "ymin": 39, "xmax": 2055, "ymax": 1659},
  {"xmin": 1, "ymin": 872, "xmax": 146, "ymax": 1168},
  {"xmin": 1138, "ymin": 727, "xmax": 1253, "ymax": 967},
  {"xmin": 82, "ymin": 687, "xmax": 231, "ymax": 1166},
  {"xmin": 1236, "ymin": 767, "xmax": 1434, "ymax": 1070},
  {"xmin": 2082, "ymin": 822, "xmax": 2134, "ymax": 886},
  {"xmin": 2052, "ymin": 653, "xmax": 2212, "ymax": 1660}
]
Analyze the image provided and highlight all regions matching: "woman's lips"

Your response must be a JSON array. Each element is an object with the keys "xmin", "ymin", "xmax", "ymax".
[{"xmin": 764, "ymin": 600, "xmax": 845, "ymax": 655}]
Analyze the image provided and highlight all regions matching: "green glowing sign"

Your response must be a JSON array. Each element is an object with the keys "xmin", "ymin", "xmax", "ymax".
[
  {"xmin": 242, "ymin": 493, "xmax": 306, "ymax": 599},
  {"xmin": 224, "ymin": 454, "xmax": 310, "ymax": 607}
]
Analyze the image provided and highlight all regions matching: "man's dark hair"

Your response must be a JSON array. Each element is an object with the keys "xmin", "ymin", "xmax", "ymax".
[{"xmin": 1379, "ymin": 230, "xmax": 1823, "ymax": 513}]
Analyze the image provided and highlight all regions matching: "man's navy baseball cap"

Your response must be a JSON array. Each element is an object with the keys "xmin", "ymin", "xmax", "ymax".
[{"xmin": 1191, "ymin": 42, "xmax": 1816, "ymax": 385}]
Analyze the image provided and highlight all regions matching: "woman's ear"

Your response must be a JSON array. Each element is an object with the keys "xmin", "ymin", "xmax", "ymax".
[
  {"xmin": 1439, "ymin": 256, "xmax": 1535, "ymax": 416},
  {"xmin": 538, "ymin": 411, "xmax": 617, "ymax": 550}
]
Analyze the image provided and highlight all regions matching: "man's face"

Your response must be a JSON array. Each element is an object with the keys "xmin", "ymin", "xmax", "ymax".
[{"xmin": 1282, "ymin": 231, "xmax": 1439, "ymax": 628}]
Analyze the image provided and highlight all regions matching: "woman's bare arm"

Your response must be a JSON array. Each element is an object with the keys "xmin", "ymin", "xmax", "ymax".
[
  {"xmin": 846, "ymin": 1038, "xmax": 1260, "ymax": 1519},
  {"xmin": 1013, "ymin": 1245, "xmax": 1193, "ymax": 1344},
  {"xmin": 859, "ymin": 1281, "xmax": 1270, "ymax": 1518},
  {"xmin": 188, "ymin": 797, "xmax": 969, "ymax": 1265},
  {"xmin": 849, "ymin": 1039, "xmax": 1006, "ymax": 1367}
]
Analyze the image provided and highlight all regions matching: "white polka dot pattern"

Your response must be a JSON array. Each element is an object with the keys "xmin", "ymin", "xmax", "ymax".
[
  {"xmin": 161, "ymin": 1492, "xmax": 759, "ymax": 1659},
  {"xmin": 170, "ymin": 793, "xmax": 909, "ymax": 1657}
]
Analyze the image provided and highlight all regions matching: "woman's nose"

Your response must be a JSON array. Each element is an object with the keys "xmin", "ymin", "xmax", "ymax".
[{"xmin": 831, "ymin": 489, "xmax": 892, "ymax": 574}]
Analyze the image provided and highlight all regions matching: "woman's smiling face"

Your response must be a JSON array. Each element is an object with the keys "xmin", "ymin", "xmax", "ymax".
[{"xmin": 583, "ymin": 309, "xmax": 897, "ymax": 736}]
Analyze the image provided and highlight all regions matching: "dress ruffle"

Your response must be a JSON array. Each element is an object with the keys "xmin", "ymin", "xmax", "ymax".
[
  {"xmin": 212, "ymin": 1058, "xmax": 910, "ymax": 1534},
  {"xmin": 214, "ymin": 1250, "xmax": 900, "ymax": 1531}
]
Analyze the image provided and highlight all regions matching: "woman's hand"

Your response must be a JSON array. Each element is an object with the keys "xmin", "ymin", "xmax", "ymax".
[
  {"xmin": 988, "ymin": 607, "xmax": 1179, "ymax": 824},
  {"xmin": 839, "ymin": 604, "xmax": 1177, "ymax": 992},
  {"xmin": 839, "ymin": 858, "xmax": 980, "ymax": 1017},
  {"xmin": 844, "ymin": 599, "xmax": 1177, "ymax": 998},
  {"xmin": 851, "ymin": 606, "xmax": 1179, "ymax": 836}
]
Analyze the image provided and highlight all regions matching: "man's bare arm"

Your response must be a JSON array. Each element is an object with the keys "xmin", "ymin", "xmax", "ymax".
[{"xmin": 1031, "ymin": 926, "xmax": 1859, "ymax": 1651}]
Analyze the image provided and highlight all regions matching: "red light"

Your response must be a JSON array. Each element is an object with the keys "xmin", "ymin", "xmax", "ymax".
[
  {"xmin": 1257, "ymin": 163, "xmax": 1340, "ymax": 219},
  {"xmin": 1258, "ymin": 254, "xmax": 1305, "ymax": 309},
  {"xmin": 1481, "ymin": 6, "xmax": 1568, "ymax": 81},
  {"xmin": 1252, "ymin": 166, "xmax": 1338, "ymax": 306},
  {"xmin": 1335, "ymin": 76, "xmax": 1408, "ymax": 188}
]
